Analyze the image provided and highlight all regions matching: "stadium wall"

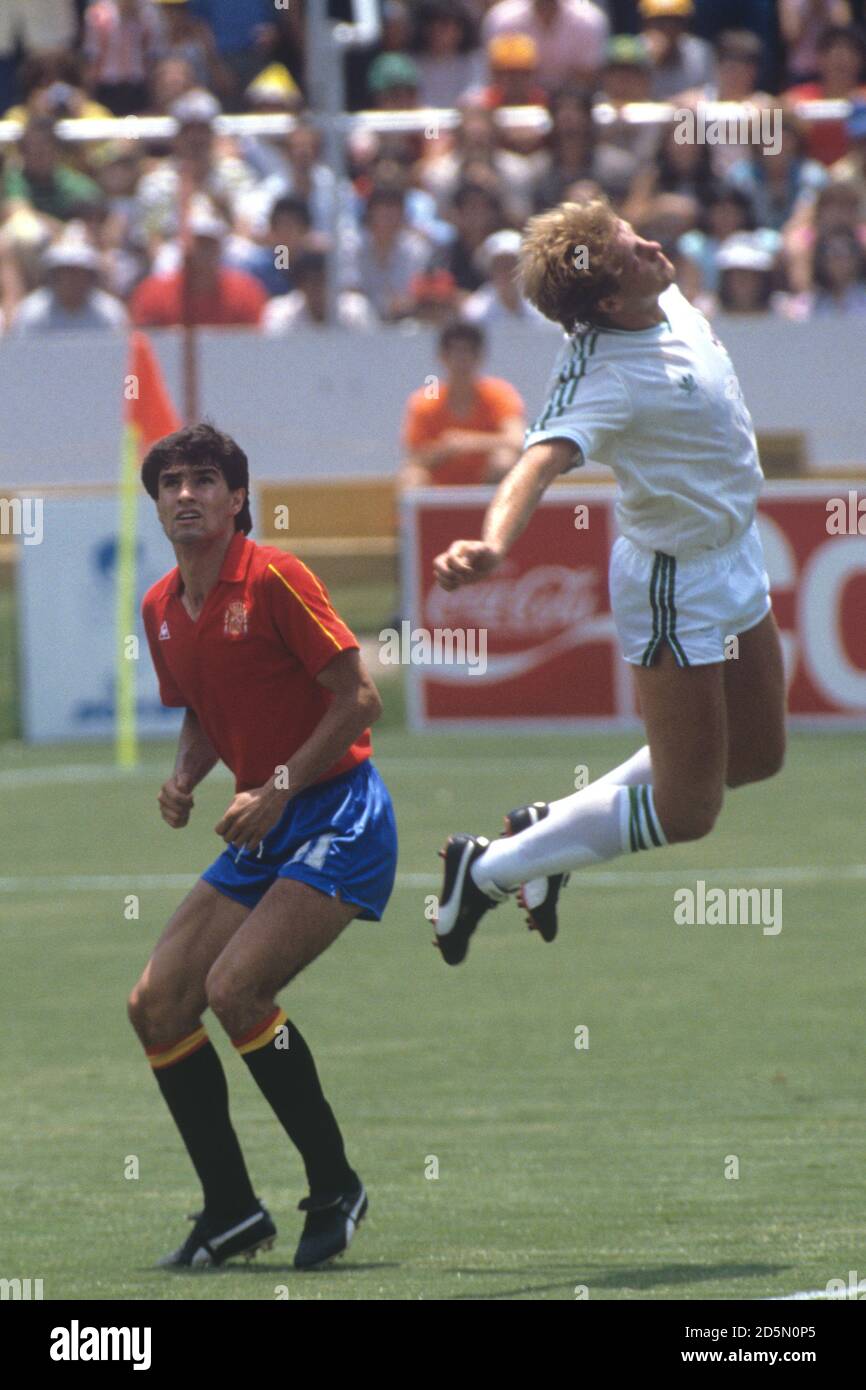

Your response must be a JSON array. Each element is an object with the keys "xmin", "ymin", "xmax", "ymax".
[{"xmin": 0, "ymin": 318, "xmax": 864, "ymax": 489}]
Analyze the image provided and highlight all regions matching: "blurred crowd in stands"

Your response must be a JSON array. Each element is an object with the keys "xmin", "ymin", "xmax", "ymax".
[{"xmin": 1, "ymin": 0, "xmax": 866, "ymax": 334}]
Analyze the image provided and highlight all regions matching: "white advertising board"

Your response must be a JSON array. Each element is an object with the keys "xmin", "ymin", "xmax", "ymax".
[{"xmin": 17, "ymin": 496, "xmax": 184, "ymax": 742}]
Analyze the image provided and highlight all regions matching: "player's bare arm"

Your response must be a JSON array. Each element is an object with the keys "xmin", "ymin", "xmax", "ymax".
[
  {"xmin": 214, "ymin": 649, "xmax": 383, "ymax": 852},
  {"xmin": 158, "ymin": 708, "xmax": 220, "ymax": 827},
  {"xmin": 433, "ymin": 438, "xmax": 576, "ymax": 590}
]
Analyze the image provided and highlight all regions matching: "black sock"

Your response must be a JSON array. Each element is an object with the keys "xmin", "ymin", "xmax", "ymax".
[
  {"xmin": 233, "ymin": 1007, "xmax": 355, "ymax": 1199},
  {"xmin": 147, "ymin": 1027, "xmax": 257, "ymax": 1219}
]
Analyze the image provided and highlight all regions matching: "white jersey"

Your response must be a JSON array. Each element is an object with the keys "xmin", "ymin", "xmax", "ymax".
[{"xmin": 523, "ymin": 284, "xmax": 763, "ymax": 557}]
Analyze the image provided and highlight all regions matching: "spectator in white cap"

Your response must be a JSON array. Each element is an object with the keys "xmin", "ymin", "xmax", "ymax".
[
  {"xmin": 134, "ymin": 87, "xmax": 256, "ymax": 246},
  {"xmin": 11, "ymin": 226, "xmax": 128, "ymax": 332},
  {"xmin": 461, "ymin": 228, "xmax": 555, "ymax": 327},
  {"xmin": 677, "ymin": 184, "xmax": 780, "ymax": 295},
  {"xmin": 711, "ymin": 232, "xmax": 780, "ymax": 316}
]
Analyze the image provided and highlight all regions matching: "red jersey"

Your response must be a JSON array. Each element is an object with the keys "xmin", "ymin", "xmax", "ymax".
[
  {"xmin": 130, "ymin": 268, "xmax": 267, "ymax": 328},
  {"xmin": 142, "ymin": 532, "xmax": 371, "ymax": 792}
]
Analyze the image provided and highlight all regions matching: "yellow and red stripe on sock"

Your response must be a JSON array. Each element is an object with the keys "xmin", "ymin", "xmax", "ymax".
[
  {"xmin": 146, "ymin": 1024, "xmax": 209, "ymax": 1071},
  {"xmin": 232, "ymin": 1008, "xmax": 288, "ymax": 1057}
]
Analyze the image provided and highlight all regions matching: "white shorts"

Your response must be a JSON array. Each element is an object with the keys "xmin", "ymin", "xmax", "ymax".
[{"xmin": 609, "ymin": 519, "xmax": 772, "ymax": 668}]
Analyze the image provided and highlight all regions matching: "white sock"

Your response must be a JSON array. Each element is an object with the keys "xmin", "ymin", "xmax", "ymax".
[
  {"xmin": 592, "ymin": 745, "xmax": 653, "ymax": 789},
  {"xmin": 472, "ymin": 780, "xmax": 666, "ymax": 895}
]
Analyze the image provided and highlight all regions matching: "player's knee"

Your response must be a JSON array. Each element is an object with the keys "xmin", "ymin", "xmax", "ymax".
[
  {"xmin": 660, "ymin": 796, "xmax": 722, "ymax": 844},
  {"xmin": 726, "ymin": 738, "xmax": 785, "ymax": 789},
  {"xmin": 128, "ymin": 975, "xmax": 199, "ymax": 1047},
  {"xmin": 204, "ymin": 963, "xmax": 244, "ymax": 1027},
  {"xmin": 127, "ymin": 981, "xmax": 148, "ymax": 1038}
]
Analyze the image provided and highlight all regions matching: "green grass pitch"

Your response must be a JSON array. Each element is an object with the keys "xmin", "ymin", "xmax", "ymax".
[{"xmin": 0, "ymin": 708, "xmax": 863, "ymax": 1301}]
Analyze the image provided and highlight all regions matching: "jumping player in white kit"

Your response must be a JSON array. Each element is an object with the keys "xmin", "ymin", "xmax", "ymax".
[{"xmin": 431, "ymin": 198, "xmax": 786, "ymax": 964}]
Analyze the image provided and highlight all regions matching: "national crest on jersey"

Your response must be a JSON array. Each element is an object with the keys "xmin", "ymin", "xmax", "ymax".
[{"xmin": 223, "ymin": 599, "xmax": 249, "ymax": 639}]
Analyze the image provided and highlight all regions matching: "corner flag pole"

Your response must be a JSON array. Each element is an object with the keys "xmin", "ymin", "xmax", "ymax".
[
  {"xmin": 114, "ymin": 333, "xmax": 182, "ymax": 769},
  {"xmin": 115, "ymin": 384, "xmax": 141, "ymax": 769},
  {"xmin": 179, "ymin": 161, "xmax": 200, "ymax": 423}
]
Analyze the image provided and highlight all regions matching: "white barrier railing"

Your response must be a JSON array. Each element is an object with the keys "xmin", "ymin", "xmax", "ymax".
[{"xmin": 0, "ymin": 98, "xmax": 855, "ymax": 147}]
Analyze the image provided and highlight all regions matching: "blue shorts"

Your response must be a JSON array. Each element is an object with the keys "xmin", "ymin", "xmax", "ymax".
[{"xmin": 201, "ymin": 760, "xmax": 398, "ymax": 920}]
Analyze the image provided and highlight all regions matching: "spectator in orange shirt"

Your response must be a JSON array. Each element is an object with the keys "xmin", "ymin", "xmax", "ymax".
[
  {"xmin": 399, "ymin": 321, "xmax": 525, "ymax": 489},
  {"xmin": 130, "ymin": 205, "xmax": 267, "ymax": 326}
]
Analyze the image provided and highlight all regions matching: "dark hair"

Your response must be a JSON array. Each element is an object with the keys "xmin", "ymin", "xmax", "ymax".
[
  {"xmin": 269, "ymin": 194, "xmax": 311, "ymax": 228},
  {"xmin": 19, "ymin": 50, "xmax": 83, "ymax": 97},
  {"xmin": 364, "ymin": 184, "xmax": 406, "ymax": 221},
  {"xmin": 716, "ymin": 29, "xmax": 763, "ymax": 64},
  {"xmin": 817, "ymin": 24, "xmax": 866, "ymax": 64},
  {"xmin": 813, "ymin": 227, "xmax": 866, "ymax": 290},
  {"xmin": 657, "ymin": 125, "xmax": 714, "ymax": 197},
  {"xmin": 718, "ymin": 264, "xmax": 773, "ymax": 312},
  {"xmin": 411, "ymin": 0, "xmax": 478, "ymax": 55},
  {"xmin": 293, "ymin": 249, "xmax": 327, "ymax": 279},
  {"xmin": 549, "ymin": 86, "xmax": 595, "ymax": 122},
  {"xmin": 141, "ymin": 422, "xmax": 252, "ymax": 534},
  {"xmin": 700, "ymin": 182, "xmax": 757, "ymax": 234},
  {"xmin": 439, "ymin": 320, "xmax": 484, "ymax": 354},
  {"xmin": 452, "ymin": 180, "xmax": 503, "ymax": 215}
]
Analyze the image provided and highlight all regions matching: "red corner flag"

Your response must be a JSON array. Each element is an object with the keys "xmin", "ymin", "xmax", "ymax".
[
  {"xmin": 125, "ymin": 329, "xmax": 181, "ymax": 451},
  {"xmin": 116, "ymin": 332, "xmax": 181, "ymax": 767}
]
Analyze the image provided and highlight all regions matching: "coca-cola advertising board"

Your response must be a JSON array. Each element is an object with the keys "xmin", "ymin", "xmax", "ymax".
[{"xmin": 400, "ymin": 484, "xmax": 866, "ymax": 730}]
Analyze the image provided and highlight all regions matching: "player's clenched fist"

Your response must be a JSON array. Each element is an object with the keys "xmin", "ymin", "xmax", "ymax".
[
  {"xmin": 433, "ymin": 540, "xmax": 502, "ymax": 591},
  {"xmin": 158, "ymin": 772, "xmax": 195, "ymax": 828}
]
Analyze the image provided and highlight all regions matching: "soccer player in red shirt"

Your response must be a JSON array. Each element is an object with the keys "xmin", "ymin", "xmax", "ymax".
[{"xmin": 129, "ymin": 423, "xmax": 398, "ymax": 1269}]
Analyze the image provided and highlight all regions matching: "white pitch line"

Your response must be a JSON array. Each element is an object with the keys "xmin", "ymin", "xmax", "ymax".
[
  {"xmin": 575, "ymin": 864, "xmax": 866, "ymax": 887},
  {"xmin": 0, "ymin": 763, "xmax": 232, "ymax": 787},
  {"xmin": 0, "ymin": 865, "xmax": 864, "ymax": 895},
  {"xmin": 0, "ymin": 871, "xmax": 438, "ymax": 894},
  {"xmin": 765, "ymin": 1286, "xmax": 864, "ymax": 1301},
  {"xmin": 0, "ymin": 756, "xmax": 532, "ymax": 789}
]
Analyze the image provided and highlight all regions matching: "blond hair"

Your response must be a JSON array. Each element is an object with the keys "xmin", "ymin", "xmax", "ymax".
[{"xmin": 519, "ymin": 198, "xmax": 625, "ymax": 332}]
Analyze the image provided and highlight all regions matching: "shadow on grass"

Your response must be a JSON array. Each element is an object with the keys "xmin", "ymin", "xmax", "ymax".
[
  {"xmin": 445, "ymin": 1262, "xmax": 789, "ymax": 1301},
  {"xmin": 155, "ymin": 1260, "xmax": 400, "ymax": 1278}
]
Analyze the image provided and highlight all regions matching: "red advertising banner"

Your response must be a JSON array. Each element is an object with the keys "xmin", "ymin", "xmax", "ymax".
[{"xmin": 400, "ymin": 484, "xmax": 866, "ymax": 730}]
